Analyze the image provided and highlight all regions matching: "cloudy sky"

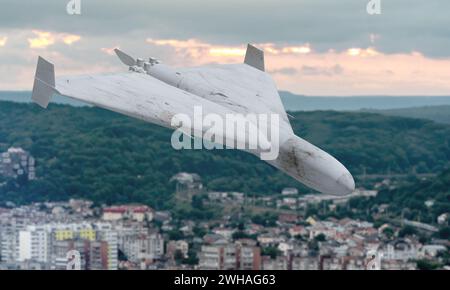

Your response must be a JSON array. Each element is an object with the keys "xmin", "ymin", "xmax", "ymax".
[{"xmin": 0, "ymin": 0, "xmax": 450, "ymax": 95}]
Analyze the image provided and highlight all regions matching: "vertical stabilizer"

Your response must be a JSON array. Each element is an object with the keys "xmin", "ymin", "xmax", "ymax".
[
  {"xmin": 244, "ymin": 44, "xmax": 265, "ymax": 71},
  {"xmin": 32, "ymin": 56, "xmax": 56, "ymax": 108}
]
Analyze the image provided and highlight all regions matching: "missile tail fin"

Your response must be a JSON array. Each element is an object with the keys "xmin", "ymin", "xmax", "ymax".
[
  {"xmin": 32, "ymin": 56, "xmax": 57, "ymax": 108},
  {"xmin": 244, "ymin": 44, "xmax": 265, "ymax": 71}
]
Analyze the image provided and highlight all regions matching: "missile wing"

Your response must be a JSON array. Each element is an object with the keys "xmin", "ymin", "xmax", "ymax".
[{"xmin": 32, "ymin": 57, "xmax": 270, "ymax": 150}]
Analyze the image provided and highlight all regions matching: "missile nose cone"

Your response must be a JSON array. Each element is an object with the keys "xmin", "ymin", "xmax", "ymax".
[
  {"xmin": 271, "ymin": 135, "xmax": 356, "ymax": 196},
  {"xmin": 336, "ymin": 171, "xmax": 355, "ymax": 195}
]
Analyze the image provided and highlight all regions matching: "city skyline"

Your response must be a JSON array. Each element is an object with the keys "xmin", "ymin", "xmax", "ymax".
[{"xmin": 0, "ymin": 145, "xmax": 449, "ymax": 270}]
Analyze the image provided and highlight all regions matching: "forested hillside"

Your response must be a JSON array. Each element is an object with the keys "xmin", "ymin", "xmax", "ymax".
[
  {"xmin": 340, "ymin": 169, "xmax": 450, "ymax": 224},
  {"xmin": 363, "ymin": 106, "xmax": 450, "ymax": 124},
  {"xmin": 377, "ymin": 168, "xmax": 450, "ymax": 222},
  {"xmin": 0, "ymin": 101, "xmax": 449, "ymax": 208}
]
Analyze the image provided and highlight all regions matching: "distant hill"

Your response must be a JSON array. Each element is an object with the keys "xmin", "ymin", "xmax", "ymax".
[
  {"xmin": 0, "ymin": 91, "xmax": 85, "ymax": 106},
  {"xmin": 3, "ymin": 90, "xmax": 450, "ymax": 112},
  {"xmin": 362, "ymin": 106, "xmax": 450, "ymax": 124},
  {"xmin": 0, "ymin": 101, "xmax": 449, "ymax": 207},
  {"xmin": 280, "ymin": 91, "xmax": 450, "ymax": 111}
]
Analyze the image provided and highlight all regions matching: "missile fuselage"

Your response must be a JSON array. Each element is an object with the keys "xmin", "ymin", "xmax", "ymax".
[{"xmin": 134, "ymin": 59, "xmax": 355, "ymax": 195}]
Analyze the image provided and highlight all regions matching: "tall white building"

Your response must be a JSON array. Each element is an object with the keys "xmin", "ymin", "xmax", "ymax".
[
  {"xmin": 18, "ymin": 225, "xmax": 50, "ymax": 263},
  {"xmin": 0, "ymin": 229, "xmax": 17, "ymax": 262},
  {"xmin": 199, "ymin": 245, "xmax": 222, "ymax": 270},
  {"xmin": 119, "ymin": 232, "xmax": 164, "ymax": 263},
  {"xmin": 0, "ymin": 147, "xmax": 36, "ymax": 180},
  {"xmin": 0, "ymin": 217, "xmax": 28, "ymax": 262},
  {"xmin": 199, "ymin": 243, "xmax": 261, "ymax": 270},
  {"xmin": 96, "ymin": 223, "xmax": 119, "ymax": 270}
]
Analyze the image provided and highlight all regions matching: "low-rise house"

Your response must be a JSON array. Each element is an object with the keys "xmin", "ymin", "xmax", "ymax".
[
  {"xmin": 320, "ymin": 256, "xmax": 342, "ymax": 270},
  {"xmin": 289, "ymin": 225, "xmax": 307, "ymax": 237},
  {"xmin": 278, "ymin": 213, "xmax": 299, "ymax": 224},
  {"xmin": 278, "ymin": 241, "xmax": 294, "ymax": 256},
  {"xmin": 203, "ymin": 234, "xmax": 228, "ymax": 245},
  {"xmin": 167, "ymin": 240, "xmax": 189, "ymax": 259},
  {"xmin": 291, "ymin": 256, "xmax": 319, "ymax": 270},
  {"xmin": 381, "ymin": 239, "xmax": 419, "ymax": 261},
  {"xmin": 343, "ymin": 256, "xmax": 365, "ymax": 270},
  {"xmin": 281, "ymin": 188, "xmax": 298, "ymax": 196},
  {"xmin": 212, "ymin": 227, "xmax": 235, "ymax": 241},
  {"xmin": 261, "ymin": 256, "xmax": 288, "ymax": 270},
  {"xmin": 257, "ymin": 234, "xmax": 283, "ymax": 247},
  {"xmin": 102, "ymin": 206, "xmax": 127, "ymax": 221},
  {"xmin": 419, "ymin": 245, "xmax": 447, "ymax": 258},
  {"xmin": 102, "ymin": 205, "xmax": 153, "ymax": 222},
  {"xmin": 437, "ymin": 213, "xmax": 448, "ymax": 225}
]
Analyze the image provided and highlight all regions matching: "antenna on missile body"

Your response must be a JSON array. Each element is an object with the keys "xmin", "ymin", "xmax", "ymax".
[{"xmin": 114, "ymin": 49, "xmax": 161, "ymax": 74}]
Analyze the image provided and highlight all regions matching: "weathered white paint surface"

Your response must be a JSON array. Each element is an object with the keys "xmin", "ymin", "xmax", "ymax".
[
  {"xmin": 32, "ymin": 45, "xmax": 355, "ymax": 195},
  {"xmin": 56, "ymin": 72, "xmax": 270, "ymax": 151}
]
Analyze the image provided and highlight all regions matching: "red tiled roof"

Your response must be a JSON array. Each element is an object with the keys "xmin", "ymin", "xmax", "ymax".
[{"xmin": 103, "ymin": 206, "xmax": 127, "ymax": 213}]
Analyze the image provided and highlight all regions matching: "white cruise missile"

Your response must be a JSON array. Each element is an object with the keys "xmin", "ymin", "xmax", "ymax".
[{"xmin": 31, "ymin": 44, "xmax": 355, "ymax": 195}]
